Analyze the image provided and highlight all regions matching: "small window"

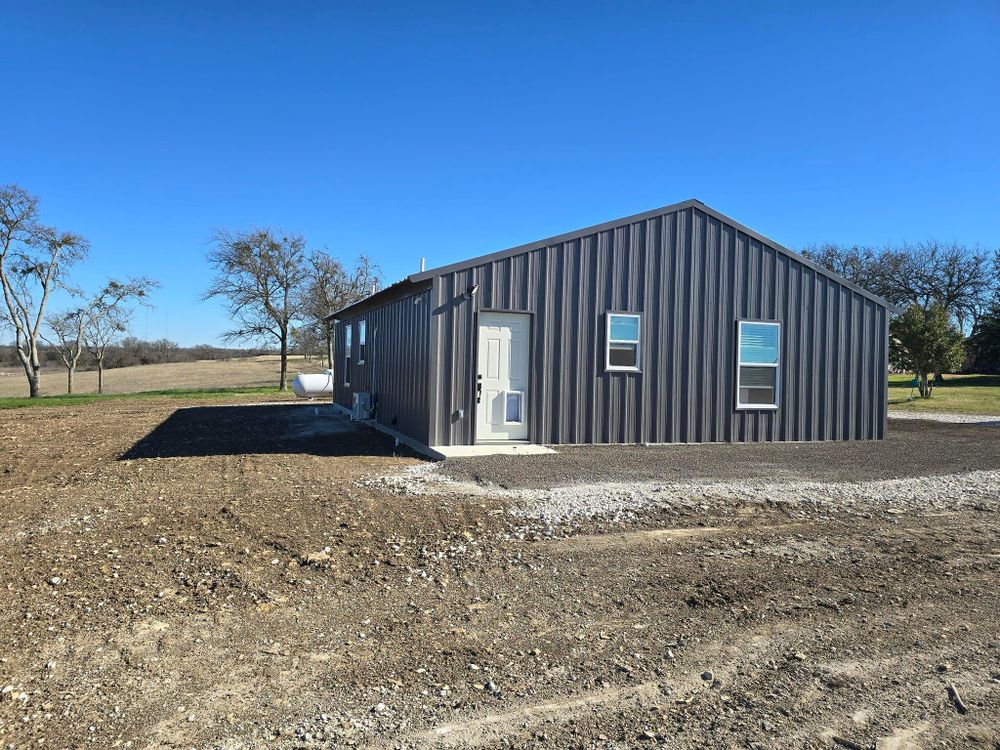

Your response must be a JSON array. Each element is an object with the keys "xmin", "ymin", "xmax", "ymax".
[
  {"xmin": 358, "ymin": 320, "xmax": 367, "ymax": 364},
  {"xmin": 736, "ymin": 321, "xmax": 780, "ymax": 409},
  {"xmin": 504, "ymin": 391, "xmax": 524, "ymax": 424},
  {"xmin": 343, "ymin": 323, "xmax": 352, "ymax": 386},
  {"xmin": 606, "ymin": 313, "xmax": 641, "ymax": 371}
]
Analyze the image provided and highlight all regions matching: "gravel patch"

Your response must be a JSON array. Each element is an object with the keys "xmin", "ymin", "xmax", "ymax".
[
  {"xmin": 437, "ymin": 420, "xmax": 1000, "ymax": 490},
  {"xmin": 888, "ymin": 410, "xmax": 1000, "ymax": 425},
  {"xmin": 365, "ymin": 464, "xmax": 1000, "ymax": 526}
]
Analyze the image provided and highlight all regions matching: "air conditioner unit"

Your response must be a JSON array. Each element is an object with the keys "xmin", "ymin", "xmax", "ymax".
[{"xmin": 351, "ymin": 392, "xmax": 371, "ymax": 421}]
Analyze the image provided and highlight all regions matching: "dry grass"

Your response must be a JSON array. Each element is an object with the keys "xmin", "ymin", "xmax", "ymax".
[{"xmin": 0, "ymin": 355, "xmax": 328, "ymax": 398}]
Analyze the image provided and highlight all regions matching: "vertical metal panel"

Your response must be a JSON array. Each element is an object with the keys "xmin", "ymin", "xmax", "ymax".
[
  {"xmin": 423, "ymin": 204, "xmax": 888, "ymax": 447},
  {"xmin": 333, "ymin": 287, "xmax": 431, "ymax": 444}
]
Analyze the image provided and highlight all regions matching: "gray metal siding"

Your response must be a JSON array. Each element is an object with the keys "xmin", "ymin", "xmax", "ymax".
[
  {"xmin": 334, "ymin": 288, "xmax": 432, "ymax": 444},
  {"xmin": 428, "ymin": 205, "xmax": 888, "ymax": 446}
]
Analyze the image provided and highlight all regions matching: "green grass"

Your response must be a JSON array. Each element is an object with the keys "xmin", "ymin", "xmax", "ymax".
[
  {"xmin": 0, "ymin": 386, "xmax": 293, "ymax": 410},
  {"xmin": 888, "ymin": 373, "xmax": 1000, "ymax": 415}
]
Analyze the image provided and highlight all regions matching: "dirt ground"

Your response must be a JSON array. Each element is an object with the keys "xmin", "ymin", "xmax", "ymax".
[
  {"xmin": 0, "ymin": 355, "xmax": 326, "ymax": 398},
  {"xmin": 1, "ymin": 401, "xmax": 998, "ymax": 750}
]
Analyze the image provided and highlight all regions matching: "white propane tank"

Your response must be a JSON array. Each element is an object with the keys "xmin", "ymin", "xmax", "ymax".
[{"xmin": 291, "ymin": 370, "xmax": 335, "ymax": 398}]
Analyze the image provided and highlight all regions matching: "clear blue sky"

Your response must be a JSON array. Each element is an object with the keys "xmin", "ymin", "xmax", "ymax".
[{"xmin": 4, "ymin": 1, "xmax": 998, "ymax": 345}]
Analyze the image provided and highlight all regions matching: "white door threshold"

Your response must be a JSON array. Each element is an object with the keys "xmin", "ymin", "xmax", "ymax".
[{"xmin": 432, "ymin": 443, "xmax": 557, "ymax": 458}]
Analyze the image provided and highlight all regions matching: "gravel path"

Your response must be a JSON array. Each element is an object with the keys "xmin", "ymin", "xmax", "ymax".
[
  {"xmin": 888, "ymin": 410, "xmax": 1000, "ymax": 425},
  {"xmin": 367, "ymin": 463, "xmax": 1000, "ymax": 526},
  {"xmin": 436, "ymin": 420, "xmax": 1000, "ymax": 490}
]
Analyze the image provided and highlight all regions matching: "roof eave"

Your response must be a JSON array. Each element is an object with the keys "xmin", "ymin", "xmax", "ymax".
[{"xmin": 408, "ymin": 197, "xmax": 898, "ymax": 313}]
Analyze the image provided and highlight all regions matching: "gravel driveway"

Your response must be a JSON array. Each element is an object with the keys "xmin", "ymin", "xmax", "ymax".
[{"xmin": 438, "ymin": 419, "xmax": 1000, "ymax": 489}]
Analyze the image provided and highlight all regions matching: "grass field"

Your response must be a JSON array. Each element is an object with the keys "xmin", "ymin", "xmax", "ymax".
[
  {"xmin": 888, "ymin": 372, "xmax": 1000, "ymax": 415},
  {"xmin": 0, "ymin": 355, "xmax": 327, "ymax": 403}
]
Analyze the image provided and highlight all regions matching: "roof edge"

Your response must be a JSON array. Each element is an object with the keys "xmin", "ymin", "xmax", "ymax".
[
  {"xmin": 325, "ymin": 277, "xmax": 430, "ymax": 321},
  {"xmin": 691, "ymin": 202, "xmax": 901, "ymax": 314},
  {"xmin": 329, "ymin": 199, "xmax": 899, "ymax": 320},
  {"xmin": 408, "ymin": 198, "xmax": 704, "ymax": 283}
]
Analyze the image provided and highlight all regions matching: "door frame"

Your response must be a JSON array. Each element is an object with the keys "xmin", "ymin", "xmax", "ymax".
[{"xmin": 472, "ymin": 309, "xmax": 534, "ymax": 445}]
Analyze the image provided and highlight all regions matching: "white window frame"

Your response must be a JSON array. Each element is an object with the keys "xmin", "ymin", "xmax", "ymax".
[
  {"xmin": 735, "ymin": 320, "xmax": 780, "ymax": 410},
  {"xmin": 358, "ymin": 320, "xmax": 367, "ymax": 365},
  {"xmin": 343, "ymin": 323, "xmax": 352, "ymax": 386},
  {"xmin": 605, "ymin": 312, "xmax": 641, "ymax": 372},
  {"xmin": 503, "ymin": 390, "xmax": 524, "ymax": 425}
]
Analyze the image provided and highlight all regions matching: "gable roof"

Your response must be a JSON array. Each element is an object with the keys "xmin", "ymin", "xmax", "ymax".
[{"xmin": 331, "ymin": 199, "xmax": 897, "ymax": 319}]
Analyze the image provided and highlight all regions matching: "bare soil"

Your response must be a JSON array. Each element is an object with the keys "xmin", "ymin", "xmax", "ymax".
[{"xmin": 1, "ymin": 401, "xmax": 998, "ymax": 750}]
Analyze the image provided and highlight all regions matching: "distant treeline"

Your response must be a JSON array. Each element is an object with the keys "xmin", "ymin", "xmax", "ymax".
[{"xmin": 0, "ymin": 337, "xmax": 270, "ymax": 373}]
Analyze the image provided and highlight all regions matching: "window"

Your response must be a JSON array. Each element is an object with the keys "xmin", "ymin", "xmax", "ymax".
[
  {"xmin": 343, "ymin": 323, "xmax": 352, "ymax": 386},
  {"xmin": 606, "ymin": 313, "xmax": 641, "ymax": 371},
  {"xmin": 736, "ymin": 320, "xmax": 780, "ymax": 409},
  {"xmin": 358, "ymin": 320, "xmax": 367, "ymax": 364},
  {"xmin": 504, "ymin": 391, "xmax": 524, "ymax": 424}
]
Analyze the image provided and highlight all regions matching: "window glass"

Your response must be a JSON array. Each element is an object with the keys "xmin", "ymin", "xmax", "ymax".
[
  {"xmin": 607, "ymin": 313, "xmax": 641, "ymax": 370},
  {"xmin": 359, "ymin": 320, "xmax": 367, "ymax": 363},
  {"xmin": 609, "ymin": 344, "xmax": 638, "ymax": 368},
  {"xmin": 505, "ymin": 391, "xmax": 523, "ymax": 423},
  {"xmin": 736, "ymin": 321, "xmax": 779, "ymax": 408},
  {"xmin": 609, "ymin": 315, "xmax": 639, "ymax": 342},
  {"xmin": 739, "ymin": 322, "xmax": 779, "ymax": 364},
  {"xmin": 738, "ymin": 366, "xmax": 776, "ymax": 404},
  {"xmin": 343, "ymin": 323, "xmax": 352, "ymax": 386}
]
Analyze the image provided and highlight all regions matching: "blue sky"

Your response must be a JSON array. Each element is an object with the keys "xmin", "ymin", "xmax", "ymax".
[{"xmin": 4, "ymin": 1, "xmax": 998, "ymax": 345}]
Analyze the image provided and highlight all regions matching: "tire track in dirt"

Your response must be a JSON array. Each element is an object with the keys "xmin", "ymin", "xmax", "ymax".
[
  {"xmin": 542, "ymin": 521, "xmax": 806, "ymax": 552},
  {"xmin": 392, "ymin": 616, "xmax": 818, "ymax": 749}
]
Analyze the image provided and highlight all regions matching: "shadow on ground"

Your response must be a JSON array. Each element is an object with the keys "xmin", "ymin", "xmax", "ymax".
[{"xmin": 121, "ymin": 403, "xmax": 416, "ymax": 459}]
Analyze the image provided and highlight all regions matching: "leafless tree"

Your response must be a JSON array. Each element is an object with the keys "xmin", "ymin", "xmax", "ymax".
[
  {"xmin": 204, "ymin": 228, "xmax": 308, "ymax": 390},
  {"xmin": 42, "ymin": 308, "xmax": 87, "ymax": 394},
  {"xmin": 85, "ymin": 306, "xmax": 131, "ymax": 394},
  {"xmin": 43, "ymin": 278, "xmax": 156, "ymax": 395},
  {"xmin": 0, "ymin": 185, "xmax": 89, "ymax": 397},
  {"xmin": 803, "ymin": 240, "xmax": 996, "ymax": 333},
  {"xmin": 880, "ymin": 242, "xmax": 993, "ymax": 333},
  {"xmin": 84, "ymin": 278, "xmax": 157, "ymax": 393},
  {"xmin": 299, "ymin": 252, "xmax": 381, "ymax": 366},
  {"xmin": 291, "ymin": 322, "xmax": 326, "ymax": 362}
]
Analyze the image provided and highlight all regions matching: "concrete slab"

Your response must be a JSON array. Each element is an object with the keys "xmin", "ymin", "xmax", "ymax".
[
  {"xmin": 432, "ymin": 443, "xmax": 557, "ymax": 458},
  {"xmin": 280, "ymin": 403, "xmax": 357, "ymax": 440},
  {"xmin": 324, "ymin": 402, "xmax": 556, "ymax": 459}
]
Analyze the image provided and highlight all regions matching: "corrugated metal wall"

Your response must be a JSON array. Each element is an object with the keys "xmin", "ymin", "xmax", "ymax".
[
  {"xmin": 333, "ymin": 287, "xmax": 432, "ymax": 444},
  {"xmin": 428, "ymin": 204, "xmax": 888, "ymax": 446}
]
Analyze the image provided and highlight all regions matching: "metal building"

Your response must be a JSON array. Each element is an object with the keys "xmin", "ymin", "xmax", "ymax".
[{"xmin": 329, "ymin": 199, "xmax": 893, "ymax": 456}]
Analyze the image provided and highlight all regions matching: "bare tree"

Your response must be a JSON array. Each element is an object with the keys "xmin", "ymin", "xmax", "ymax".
[
  {"xmin": 42, "ymin": 308, "xmax": 87, "ymax": 394},
  {"xmin": 204, "ymin": 228, "xmax": 308, "ymax": 390},
  {"xmin": 291, "ymin": 322, "xmax": 326, "ymax": 362},
  {"xmin": 84, "ymin": 278, "xmax": 157, "ymax": 394},
  {"xmin": 804, "ymin": 241, "xmax": 995, "ymax": 333},
  {"xmin": 299, "ymin": 252, "xmax": 381, "ymax": 367},
  {"xmin": 0, "ymin": 185, "xmax": 89, "ymax": 397},
  {"xmin": 880, "ymin": 242, "xmax": 993, "ymax": 333},
  {"xmin": 85, "ymin": 306, "xmax": 131, "ymax": 394},
  {"xmin": 42, "ymin": 278, "xmax": 156, "ymax": 395}
]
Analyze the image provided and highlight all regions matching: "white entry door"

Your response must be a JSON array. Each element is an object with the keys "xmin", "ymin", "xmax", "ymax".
[{"xmin": 476, "ymin": 312, "xmax": 530, "ymax": 442}]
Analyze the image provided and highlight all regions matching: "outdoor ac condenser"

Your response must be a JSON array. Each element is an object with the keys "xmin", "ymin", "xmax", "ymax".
[{"xmin": 351, "ymin": 392, "xmax": 371, "ymax": 421}]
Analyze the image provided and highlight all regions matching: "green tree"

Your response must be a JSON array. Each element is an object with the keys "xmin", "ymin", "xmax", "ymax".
[
  {"xmin": 890, "ymin": 303, "xmax": 965, "ymax": 398},
  {"xmin": 966, "ymin": 304, "xmax": 1000, "ymax": 373}
]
